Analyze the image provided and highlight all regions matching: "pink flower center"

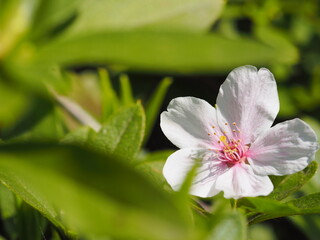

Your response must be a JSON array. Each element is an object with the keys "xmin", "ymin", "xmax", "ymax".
[
  {"xmin": 217, "ymin": 137, "xmax": 248, "ymax": 166},
  {"xmin": 208, "ymin": 122, "xmax": 249, "ymax": 166}
]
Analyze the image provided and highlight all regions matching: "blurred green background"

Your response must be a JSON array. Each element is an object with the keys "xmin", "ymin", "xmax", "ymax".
[{"xmin": 0, "ymin": 0, "xmax": 319, "ymax": 239}]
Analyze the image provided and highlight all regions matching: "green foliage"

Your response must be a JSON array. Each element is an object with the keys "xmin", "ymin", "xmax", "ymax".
[
  {"xmin": 245, "ymin": 192, "xmax": 320, "ymax": 225},
  {"xmin": 63, "ymin": 103, "xmax": 145, "ymax": 160},
  {"xmin": 32, "ymin": 32, "xmax": 296, "ymax": 74},
  {"xmin": 0, "ymin": 143, "xmax": 193, "ymax": 240},
  {"xmin": 0, "ymin": 0, "xmax": 319, "ymax": 239},
  {"xmin": 206, "ymin": 210, "xmax": 247, "ymax": 240},
  {"xmin": 144, "ymin": 77, "xmax": 173, "ymax": 144},
  {"xmin": 98, "ymin": 68, "xmax": 119, "ymax": 121},
  {"xmin": 64, "ymin": 0, "xmax": 225, "ymax": 35},
  {"xmin": 268, "ymin": 161, "xmax": 318, "ymax": 201}
]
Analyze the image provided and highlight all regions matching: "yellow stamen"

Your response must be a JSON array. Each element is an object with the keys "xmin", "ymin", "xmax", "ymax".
[{"xmin": 219, "ymin": 136, "xmax": 229, "ymax": 147}]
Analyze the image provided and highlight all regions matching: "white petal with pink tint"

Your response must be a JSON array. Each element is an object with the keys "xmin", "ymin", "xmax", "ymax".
[
  {"xmin": 248, "ymin": 118, "xmax": 319, "ymax": 176},
  {"xmin": 216, "ymin": 66, "xmax": 279, "ymax": 143},
  {"xmin": 163, "ymin": 148, "xmax": 227, "ymax": 198},
  {"xmin": 160, "ymin": 97, "xmax": 220, "ymax": 149},
  {"xmin": 215, "ymin": 163, "xmax": 274, "ymax": 199}
]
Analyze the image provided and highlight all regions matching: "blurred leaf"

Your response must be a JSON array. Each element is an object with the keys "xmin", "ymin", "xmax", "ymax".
[
  {"xmin": 137, "ymin": 160, "xmax": 168, "ymax": 188},
  {"xmin": 278, "ymin": 86, "xmax": 298, "ymax": 117},
  {"xmin": 2, "ymin": 49, "xmax": 65, "ymax": 93},
  {"xmin": 206, "ymin": 210, "xmax": 247, "ymax": 240},
  {"xmin": 0, "ymin": 81, "xmax": 29, "ymax": 128},
  {"xmin": 66, "ymin": 0, "xmax": 225, "ymax": 35},
  {"xmin": 35, "ymin": 32, "xmax": 294, "ymax": 74},
  {"xmin": 90, "ymin": 103, "xmax": 145, "ymax": 160},
  {"xmin": 177, "ymin": 161, "xmax": 199, "ymax": 201},
  {"xmin": 138, "ymin": 150, "xmax": 174, "ymax": 163},
  {"xmin": 0, "ymin": 163, "xmax": 64, "ymax": 232},
  {"xmin": 61, "ymin": 126, "xmax": 95, "ymax": 146},
  {"xmin": 1, "ymin": 97, "xmax": 54, "ymax": 140},
  {"xmin": 290, "ymin": 214, "xmax": 320, "ymax": 240},
  {"xmin": 17, "ymin": 202, "xmax": 48, "ymax": 240},
  {"xmin": 267, "ymin": 161, "xmax": 317, "ymax": 201},
  {"xmin": 0, "ymin": 143, "xmax": 192, "ymax": 240},
  {"xmin": 291, "ymin": 86, "xmax": 316, "ymax": 111},
  {"xmin": 136, "ymin": 150, "xmax": 173, "ymax": 187},
  {"xmin": 98, "ymin": 68, "xmax": 119, "ymax": 121},
  {"xmin": 0, "ymin": 183, "xmax": 16, "ymax": 219},
  {"xmin": 248, "ymin": 224, "xmax": 276, "ymax": 240},
  {"xmin": 0, "ymin": 0, "xmax": 38, "ymax": 59},
  {"xmin": 119, "ymin": 74, "xmax": 134, "ymax": 105},
  {"xmin": 30, "ymin": 0, "xmax": 79, "ymax": 41},
  {"xmin": 254, "ymin": 26, "xmax": 298, "ymax": 65},
  {"xmin": 12, "ymin": 107, "xmax": 66, "ymax": 142},
  {"xmin": 144, "ymin": 77, "xmax": 173, "ymax": 145},
  {"xmin": 0, "ymin": 183, "xmax": 18, "ymax": 240}
]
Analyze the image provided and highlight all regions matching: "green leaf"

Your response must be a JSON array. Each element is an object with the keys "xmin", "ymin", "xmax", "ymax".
[
  {"xmin": 206, "ymin": 210, "xmax": 247, "ymax": 240},
  {"xmin": 65, "ymin": 0, "xmax": 225, "ymax": 35},
  {"xmin": 136, "ymin": 150, "xmax": 173, "ymax": 188},
  {"xmin": 90, "ymin": 103, "xmax": 145, "ymax": 160},
  {"xmin": 60, "ymin": 126, "xmax": 94, "ymax": 146},
  {"xmin": 35, "ymin": 32, "xmax": 296, "ymax": 74},
  {"xmin": 267, "ymin": 161, "xmax": 318, "ymax": 201},
  {"xmin": 98, "ymin": 68, "xmax": 119, "ymax": 121},
  {"xmin": 16, "ymin": 202, "xmax": 48, "ymax": 240},
  {"xmin": 119, "ymin": 74, "xmax": 134, "ymax": 105},
  {"xmin": 144, "ymin": 77, "xmax": 173, "ymax": 145},
  {"xmin": 245, "ymin": 193, "xmax": 320, "ymax": 224},
  {"xmin": 0, "ymin": 81, "xmax": 29, "ymax": 128},
  {"xmin": 290, "ymin": 214, "xmax": 320, "ymax": 240},
  {"xmin": 138, "ymin": 149, "xmax": 174, "ymax": 163},
  {"xmin": 62, "ymin": 103, "xmax": 145, "ymax": 160},
  {"xmin": 1, "ymin": 97, "xmax": 55, "ymax": 140},
  {"xmin": 289, "ymin": 192, "xmax": 320, "ymax": 210},
  {"xmin": 0, "ymin": 143, "xmax": 192, "ymax": 240},
  {"xmin": 0, "ymin": 183, "xmax": 18, "ymax": 239},
  {"xmin": 29, "ymin": 0, "xmax": 79, "ymax": 40},
  {"xmin": 0, "ymin": 162, "xmax": 65, "ymax": 231}
]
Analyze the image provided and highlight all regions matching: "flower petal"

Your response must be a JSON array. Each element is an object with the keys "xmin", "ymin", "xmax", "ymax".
[
  {"xmin": 160, "ymin": 97, "xmax": 219, "ymax": 149},
  {"xmin": 248, "ymin": 118, "xmax": 319, "ymax": 176},
  {"xmin": 163, "ymin": 148, "xmax": 227, "ymax": 198},
  {"xmin": 216, "ymin": 66, "xmax": 279, "ymax": 143},
  {"xmin": 215, "ymin": 163, "xmax": 274, "ymax": 199}
]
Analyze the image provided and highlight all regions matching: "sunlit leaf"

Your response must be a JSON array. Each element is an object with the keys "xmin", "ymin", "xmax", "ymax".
[
  {"xmin": 35, "ymin": 32, "xmax": 294, "ymax": 74},
  {"xmin": 65, "ymin": 0, "xmax": 225, "ymax": 35},
  {"xmin": 90, "ymin": 103, "xmax": 145, "ymax": 160}
]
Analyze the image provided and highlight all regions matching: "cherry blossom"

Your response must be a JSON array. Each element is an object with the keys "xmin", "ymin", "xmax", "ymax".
[{"xmin": 160, "ymin": 65, "xmax": 318, "ymax": 199}]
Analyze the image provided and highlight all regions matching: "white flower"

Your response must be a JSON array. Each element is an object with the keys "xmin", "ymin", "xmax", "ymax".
[{"xmin": 160, "ymin": 65, "xmax": 319, "ymax": 199}]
